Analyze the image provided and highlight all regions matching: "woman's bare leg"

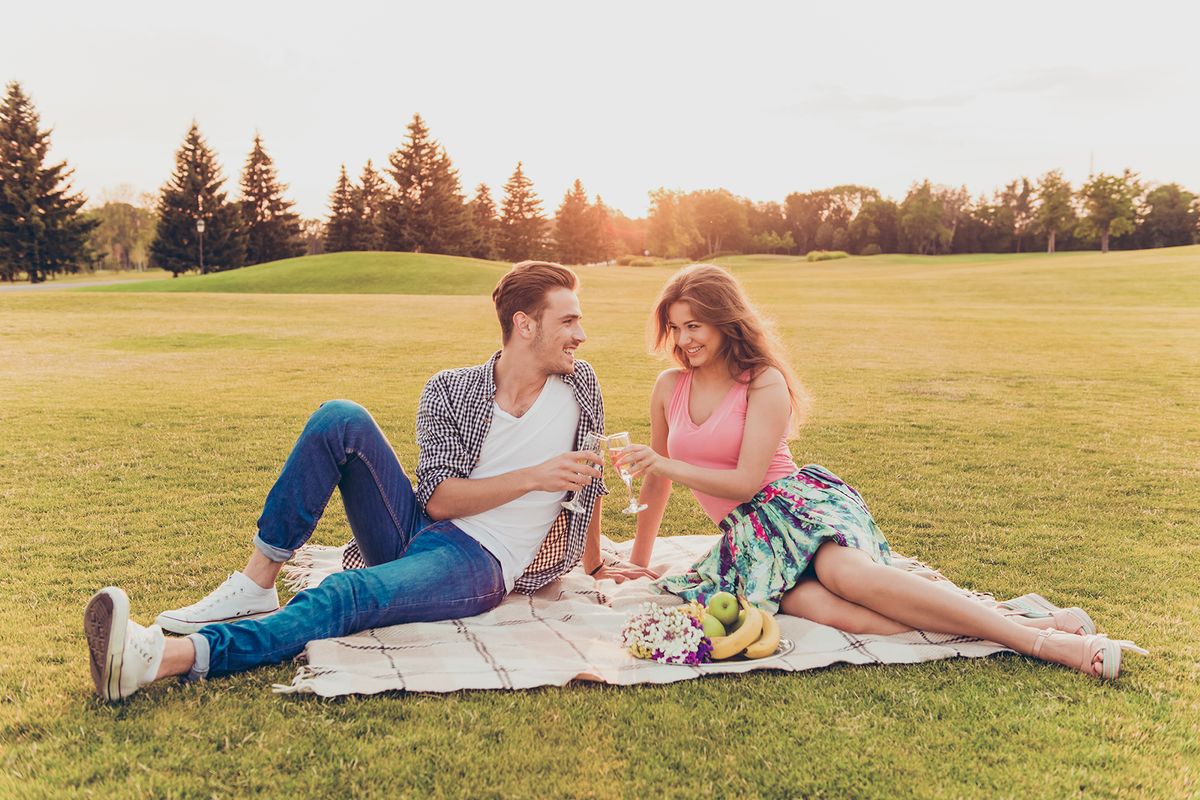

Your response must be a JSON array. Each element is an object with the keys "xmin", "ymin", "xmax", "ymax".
[
  {"xmin": 810, "ymin": 543, "xmax": 1104, "ymax": 674},
  {"xmin": 780, "ymin": 578, "xmax": 912, "ymax": 635}
]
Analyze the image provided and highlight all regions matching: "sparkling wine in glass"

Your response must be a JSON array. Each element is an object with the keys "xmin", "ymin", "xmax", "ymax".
[
  {"xmin": 606, "ymin": 431, "xmax": 648, "ymax": 514},
  {"xmin": 561, "ymin": 432, "xmax": 606, "ymax": 513}
]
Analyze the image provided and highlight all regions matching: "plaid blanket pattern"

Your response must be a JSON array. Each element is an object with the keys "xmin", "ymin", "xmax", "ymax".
[{"xmin": 273, "ymin": 535, "xmax": 1056, "ymax": 697}]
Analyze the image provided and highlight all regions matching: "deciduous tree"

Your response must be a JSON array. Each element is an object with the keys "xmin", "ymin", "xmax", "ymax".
[
  {"xmin": 1035, "ymin": 170, "xmax": 1075, "ymax": 253},
  {"xmin": 1137, "ymin": 183, "xmax": 1197, "ymax": 248},
  {"xmin": 1077, "ymin": 170, "xmax": 1140, "ymax": 253}
]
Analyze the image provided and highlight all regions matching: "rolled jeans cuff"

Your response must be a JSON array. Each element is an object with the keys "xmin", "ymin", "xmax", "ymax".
[
  {"xmin": 253, "ymin": 532, "xmax": 295, "ymax": 563},
  {"xmin": 184, "ymin": 632, "xmax": 211, "ymax": 682}
]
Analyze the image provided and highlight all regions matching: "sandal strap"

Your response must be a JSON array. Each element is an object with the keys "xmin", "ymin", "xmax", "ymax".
[{"xmin": 1031, "ymin": 628, "xmax": 1055, "ymax": 658}]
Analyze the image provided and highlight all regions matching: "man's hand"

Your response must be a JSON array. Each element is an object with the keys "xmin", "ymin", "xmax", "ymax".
[
  {"xmin": 527, "ymin": 450, "xmax": 603, "ymax": 493},
  {"xmin": 591, "ymin": 561, "xmax": 662, "ymax": 583}
]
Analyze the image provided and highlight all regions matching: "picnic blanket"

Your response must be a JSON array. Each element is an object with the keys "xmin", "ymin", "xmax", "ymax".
[{"xmin": 272, "ymin": 535, "xmax": 1055, "ymax": 697}]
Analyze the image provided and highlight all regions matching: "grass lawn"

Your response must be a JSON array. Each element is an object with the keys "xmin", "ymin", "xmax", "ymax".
[{"xmin": 1, "ymin": 247, "xmax": 1198, "ymax": 798}]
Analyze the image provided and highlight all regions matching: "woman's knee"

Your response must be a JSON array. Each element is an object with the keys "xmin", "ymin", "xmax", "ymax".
[
  {"xmin": 812, "ymin": 543, "xmax": 876, "ymax": 600},
  {"xmin": 783, "ymin": 580, "xmax": 863, "ymax": 632}
]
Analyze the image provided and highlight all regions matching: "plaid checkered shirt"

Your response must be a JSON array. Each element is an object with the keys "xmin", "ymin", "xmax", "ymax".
[{"xmin": 338, "ymin": 351, "xmax": 609, "ymax": 593}]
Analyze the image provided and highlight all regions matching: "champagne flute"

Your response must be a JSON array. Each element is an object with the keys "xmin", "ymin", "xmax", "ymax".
[
  {"xmin": 561, "ymin": 432, "xmax": 606, "ymax": 513},
  {"xmin": 606, "ymin": 431, "xmax": 649, "ymax": 514}
]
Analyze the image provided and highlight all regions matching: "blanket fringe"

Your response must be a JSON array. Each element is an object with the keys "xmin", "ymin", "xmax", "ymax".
[
  {"xmin": 281, "ymin": 544, "xmax": 345, "ymax": 592},
  {"xmin": 271, "ymin": 665, "xmax": 318, "ymax": 694}
]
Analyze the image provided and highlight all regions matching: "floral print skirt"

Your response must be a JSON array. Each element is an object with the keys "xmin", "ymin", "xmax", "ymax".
[{"xmin": 654, "ymin": 465, "xmax": 892, "ymax": 614}]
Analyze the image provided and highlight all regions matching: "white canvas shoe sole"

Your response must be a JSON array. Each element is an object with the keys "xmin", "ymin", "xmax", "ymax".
[
  {"xmin": 84, "ymin": 587, "xmax": 130, "ymax": 702},
  {"xmin": 155, "ymin": 606, "xmax": 280, "ymax": 635}
]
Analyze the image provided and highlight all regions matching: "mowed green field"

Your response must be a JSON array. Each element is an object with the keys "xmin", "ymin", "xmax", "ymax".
[{"xmin": 2, "ymin": 248, "xmax": 1198, "ymax": 798}]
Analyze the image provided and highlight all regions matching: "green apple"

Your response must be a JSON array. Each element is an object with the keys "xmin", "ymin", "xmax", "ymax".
[
  {"xmin": 701, "ymin": 613, "xmax": 726, "ymax": 639},
  {"xmin": 706, "ymin": 591, "xmax": 738, "ymax": 627}
]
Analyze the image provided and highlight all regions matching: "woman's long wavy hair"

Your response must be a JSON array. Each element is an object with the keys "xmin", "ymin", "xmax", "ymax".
[{"xmin": 650, "ymin": 264, "xmax": 810, "ymax": 431}]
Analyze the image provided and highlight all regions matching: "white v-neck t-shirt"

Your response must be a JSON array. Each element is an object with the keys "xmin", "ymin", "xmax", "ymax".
[{"xmin": 452, "ymin": 377, "xmax": 580, "ymax": 592}]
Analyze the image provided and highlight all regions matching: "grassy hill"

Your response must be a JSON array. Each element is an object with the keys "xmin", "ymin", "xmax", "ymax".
[{"xmin": 85, "ymin": 251, "xmax": 509, "ymax": 295}]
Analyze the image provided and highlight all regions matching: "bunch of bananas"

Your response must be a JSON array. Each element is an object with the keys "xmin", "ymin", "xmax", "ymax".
[{"xmin": 705, "ymin": 595, "xmax": 781, "ymax": 661}]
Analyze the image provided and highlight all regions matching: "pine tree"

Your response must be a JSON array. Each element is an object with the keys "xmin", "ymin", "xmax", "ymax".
[
  {"xmin": 239, "ymin": 133, "xmax": 304, "ymax": 265},
  {"xmin": 587, "ymin": 195, "xmax": 618, "ymax": 263},
  {"xmin": 498, "ymin": 161, "xmax": 548, "ymax": 261},
  {"xmin": 324, "ymin": 165, "xmax": 359, "ymax": 253},
  {"xmin": 467, "ymin": 183, "xmax": 500, "ymax": 260},
  {"xmin": 383, "ymin": 113, "xmax": 472, "ymax": 254},
  {"xmin": 151, "ymin": 122, "xmax": 245, "ymax": 276},
  {"xmin": 553, "ymin": 179, "xmax": 592, "ymax": 264},
  {"xmin": 352, "ymin": 160, "xmax": 388, "ymax": 250},
  {"xmin": 0, "ymin": 82, "xmax": 96, "ymax": 282}
]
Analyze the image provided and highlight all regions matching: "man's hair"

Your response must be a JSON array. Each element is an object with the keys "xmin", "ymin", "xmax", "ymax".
[{"xmin": 492, "ymin": 260, "xmax": 579, "ymax": 342}]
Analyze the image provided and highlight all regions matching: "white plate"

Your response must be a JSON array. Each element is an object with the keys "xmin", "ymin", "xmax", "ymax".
[{"xmin": 695, "ymin": 637, "xmax": 795, "ymax": 668}]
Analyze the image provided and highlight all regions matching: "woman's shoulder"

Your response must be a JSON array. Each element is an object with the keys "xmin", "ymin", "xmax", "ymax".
[
  {"xmin": 651, "ymin": 368, "xmax": 685, "ymax": 404},
  {"xmin": 748, "ymin": 365, "xmax": 786, "ymax": 390},
  {"xmin": 653, "ymin": 367, "xmax": 685, "ymax": 390}
]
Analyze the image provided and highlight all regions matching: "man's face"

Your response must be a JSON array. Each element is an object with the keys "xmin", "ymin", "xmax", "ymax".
[{"xmin": 530, "ymin": 287, "xmax": 586, "ymax": 375}]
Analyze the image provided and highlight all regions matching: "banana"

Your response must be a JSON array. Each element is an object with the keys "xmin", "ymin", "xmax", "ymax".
[
  {"xmin": 743, "ymin": 606, "xmax": 781, "ymax": 659},
  {"xmin": 709, "ymin": 599, "xmax": 763, "ymax": 660}
]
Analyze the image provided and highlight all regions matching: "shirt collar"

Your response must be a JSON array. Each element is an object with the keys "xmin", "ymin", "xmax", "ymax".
[{"xmin": 485, "ymin": 350, "xmax": 599, "ymax": 424}]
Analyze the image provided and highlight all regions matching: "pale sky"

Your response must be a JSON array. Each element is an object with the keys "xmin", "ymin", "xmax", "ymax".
[{"xmin": 4, "ymin": 0, "xmax": 1197, "ymax": 219}]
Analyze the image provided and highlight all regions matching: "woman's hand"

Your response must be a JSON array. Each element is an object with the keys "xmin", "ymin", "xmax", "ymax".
[{"xmin": 617, "ymin": 444, "xmax": 670, "ymax": 479}]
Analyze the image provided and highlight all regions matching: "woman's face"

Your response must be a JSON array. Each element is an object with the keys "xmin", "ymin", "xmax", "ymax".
[{"xmin": 667, "ymin": 301, "xmax": 724, "ymax": 369}]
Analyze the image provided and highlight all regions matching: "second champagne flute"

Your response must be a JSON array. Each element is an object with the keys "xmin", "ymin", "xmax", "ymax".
[{"xmin": 605, "ymin": 431, "xmax": 649, "ymax": 514}]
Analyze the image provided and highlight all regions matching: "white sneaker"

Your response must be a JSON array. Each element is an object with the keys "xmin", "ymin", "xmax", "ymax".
[
  {"xmin": 155, "ymin": 571, "xmax": 280, "ymax": 634},
  {"xmin": 84, "ymin": 587, "xmax": 165, "ymax": 702}
]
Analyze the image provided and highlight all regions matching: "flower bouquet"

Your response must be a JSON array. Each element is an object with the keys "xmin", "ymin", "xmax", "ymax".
[{"xmin": 619, "ymin": 602, "xmax": 713, "ymax": 665}]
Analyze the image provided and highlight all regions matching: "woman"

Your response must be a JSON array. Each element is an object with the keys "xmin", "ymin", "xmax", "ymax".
[{"xmin": 617, "ymin": 264, "xmax": 1145, "ymax": 680}]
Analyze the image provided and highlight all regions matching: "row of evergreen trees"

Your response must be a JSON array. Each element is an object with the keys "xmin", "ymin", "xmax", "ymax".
[
  {"xmin": 0, "ymin": 81, "xmax": 307, "ymax": 281},
  {"xmin": 3, "ymin": 78, "xmax": 1198, "ymax": 282},
  {"xmin": 150, "ymin": 125, "xmax": 305, "ymax": 276},
  {"xmin": 323, "ymin": 114, "xmax": 619, "ymax": 264}
]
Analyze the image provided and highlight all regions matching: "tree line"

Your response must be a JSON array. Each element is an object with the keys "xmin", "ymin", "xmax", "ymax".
[
  {"xmin": 323, "ymin": 113, "xmax": 623, "ymax": 264},
  {"xmin": 645, "ymin": 172, "xmax": 1197, "ymax": 260},
  {"xmin": 2, "ymin": 79, "xmax": 1197, "ymax": 283}
]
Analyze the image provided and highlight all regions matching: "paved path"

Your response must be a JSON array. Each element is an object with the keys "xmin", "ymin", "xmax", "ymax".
[{"xmin": 0, "ymin": 276, "xmax": 158, "ymax": 292}]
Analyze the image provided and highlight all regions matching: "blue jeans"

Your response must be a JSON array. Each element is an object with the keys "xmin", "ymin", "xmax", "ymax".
[{"xmin": 186, "ymin": 400, "xmax": 506, "ymax": 680}]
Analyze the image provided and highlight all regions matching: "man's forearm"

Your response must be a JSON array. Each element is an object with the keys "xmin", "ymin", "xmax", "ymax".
[{"xmin": 425, "ymin": 470, "xmax": 535, "ymax": 520}]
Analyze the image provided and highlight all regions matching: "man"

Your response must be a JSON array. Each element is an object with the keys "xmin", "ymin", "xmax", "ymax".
[{"xmin": 83, "ymin": 260, "xmax": 657, "ymax": 702}]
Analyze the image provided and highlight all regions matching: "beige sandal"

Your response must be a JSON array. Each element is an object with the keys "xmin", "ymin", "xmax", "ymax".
[
  {"xmin": 998, "ymin": 598, "xmax": 1096, "ymax": 636},
  {"xmin": 1030, "ymin": 630, "xmax": 1148, "ymax": 680}
]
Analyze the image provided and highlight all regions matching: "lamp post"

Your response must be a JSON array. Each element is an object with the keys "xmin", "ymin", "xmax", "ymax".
[{"xmin": 196, "ymin": 218, "xmax": 206, "ymax": 274}]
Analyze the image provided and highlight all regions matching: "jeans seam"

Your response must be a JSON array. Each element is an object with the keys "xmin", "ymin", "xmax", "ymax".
[
  {"xmin": 347, "ymin": 448, "xmax": 409, "ymax": 557},
  {"xmin": 383, "ymin": 588, "xmax": 505, "ymax": 612}
]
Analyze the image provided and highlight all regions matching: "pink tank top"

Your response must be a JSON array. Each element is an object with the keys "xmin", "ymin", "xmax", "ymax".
[{"xmin": 666, "ymin": 370, "xmax": 798, "ymax": 524}]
